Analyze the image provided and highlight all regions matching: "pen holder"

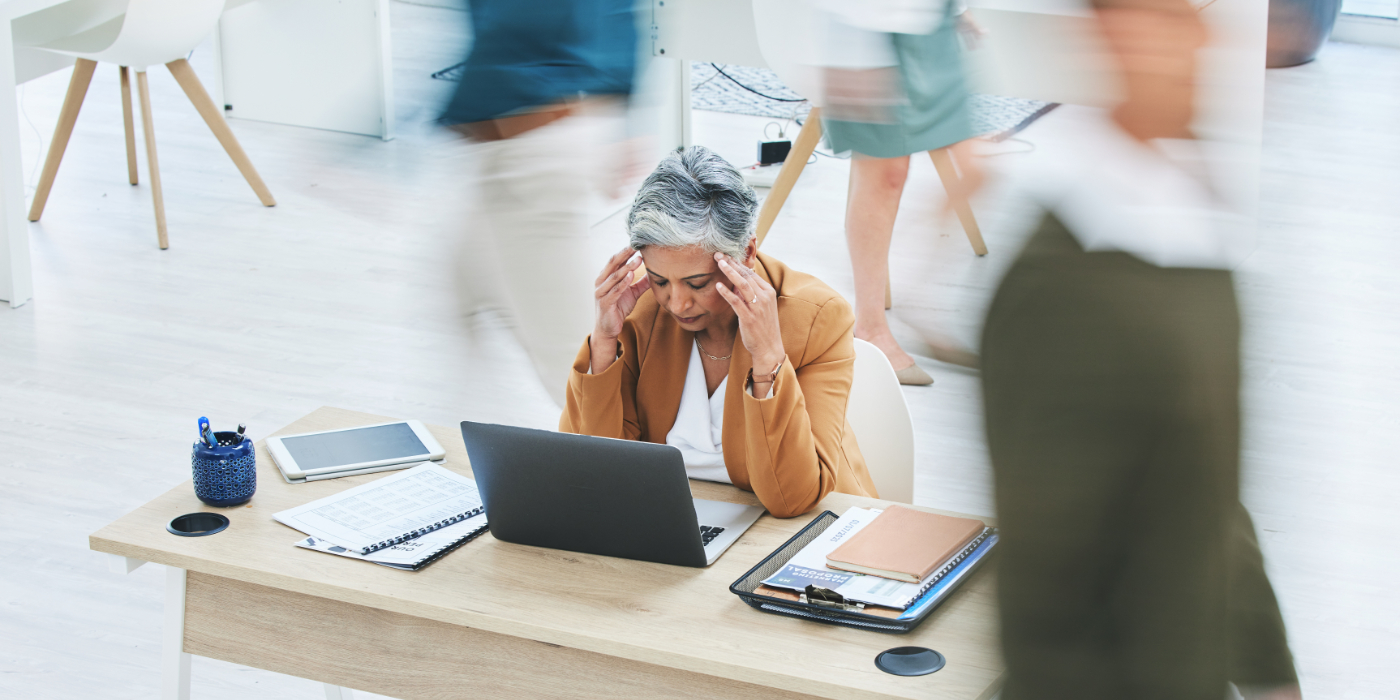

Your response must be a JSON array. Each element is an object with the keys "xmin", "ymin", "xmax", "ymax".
[{"xmin": 192, "ymin": 432, "xmax": 256, "ymax": 507}]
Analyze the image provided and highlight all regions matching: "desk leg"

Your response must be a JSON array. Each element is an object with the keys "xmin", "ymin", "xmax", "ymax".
[
  {"xmin": 323, "ymin": 684, "xmax": 354, "ymax": 699},
  {"xmin": 0, "ymin": 22, "xmax": 34, "ymax": 307},
  {"xmin": 163, "ymin": 567, "xmax": 191, "ymax": 700},
  {"xmin": 648, "ymin": 56, "xmax": 692, "ymax": 157},
  {"xmin": 107, "ymin": 553, "xmax": 146, "ymax": 574}
]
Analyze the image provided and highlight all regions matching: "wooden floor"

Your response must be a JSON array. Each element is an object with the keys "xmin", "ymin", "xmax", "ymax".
[{"xmin": 0, "ymin": 0, "xmax": 1395, "ymax": 694}]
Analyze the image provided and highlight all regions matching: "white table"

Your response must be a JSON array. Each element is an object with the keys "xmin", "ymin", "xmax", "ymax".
[
  {"xmin": 214, "ymin": 0, "xmax": 393, "ymax": 142},
  {"xmin": 0, "ymin": 0, "xmax": 393, "ymax": 308},
  {"xmin": 0, "ymin": 0, "xmax": 73, "ymax": 308}
]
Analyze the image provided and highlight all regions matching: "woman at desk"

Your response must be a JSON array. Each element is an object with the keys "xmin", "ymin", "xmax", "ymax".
[{"xmin": 560, "ymin": 146, "xmax": 876, "ymax": 518}]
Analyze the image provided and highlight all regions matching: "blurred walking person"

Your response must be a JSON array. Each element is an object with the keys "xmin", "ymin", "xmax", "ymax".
[
  {"xmin": 980, "ymin": 0, "xmax": 1300, "ymax": 698},
  {"xmin": 818, "ymin": 0, "xmax": 984, "ymax": 384},
  {"xmin": 444, "ymin": 0, "xmax": 638, "ymax": 408}
]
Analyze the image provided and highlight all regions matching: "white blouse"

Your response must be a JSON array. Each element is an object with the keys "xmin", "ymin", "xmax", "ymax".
[
  {"xmin": 1009, "ymin": 109, "xmax": 1252, "ymax": 270},
  {"xmin": 665, "ymin": 342, "xmax": 732, "ymax": 484}
]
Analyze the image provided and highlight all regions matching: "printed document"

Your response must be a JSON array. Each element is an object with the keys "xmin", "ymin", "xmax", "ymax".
[
  {"xmin": 762, "ymin": 506, "xmax": 932, "ymax": 609},
  {"xmin": 296, "ymin": 513, "xmax": 488, "ymax": 569},
  {"xmin": 274, "ymin": 462, "xmax": 483, "ymax": 553}
]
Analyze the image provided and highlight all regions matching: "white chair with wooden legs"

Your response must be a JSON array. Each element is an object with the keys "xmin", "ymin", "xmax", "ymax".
[
  {"xmin": 26, "ymin": 0, "xmax": 275, "ymax": 250},
  {"xmin": 847, "ymin": 338, "xmax": 916, "ymax": 503}
]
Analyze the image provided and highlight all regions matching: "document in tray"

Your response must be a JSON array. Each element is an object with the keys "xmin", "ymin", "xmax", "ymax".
[
  {"xmin": 762, "ymin": 506, "xmax": 961, "ymax": 610},
  {"xmin": 753, "ymin": 532, "xmax": 1000, "ymax": 620},
  {"xmin": 296, "ymin": 514, "xmax": 489, "ymax": 570},
  {"xmin": 274, "ymin": 462, "xmax": 484, "ymax": 554}
]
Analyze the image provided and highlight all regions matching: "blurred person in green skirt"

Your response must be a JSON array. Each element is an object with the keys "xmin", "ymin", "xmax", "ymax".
[{"xmin": 819, "ymin": 0, "xmax": 984, "ymax": 385}]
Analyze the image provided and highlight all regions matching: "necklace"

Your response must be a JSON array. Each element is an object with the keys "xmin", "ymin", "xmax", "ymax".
[{"xmin": 695, "ymin": 337, "xmax": 732, "ymax": 361}]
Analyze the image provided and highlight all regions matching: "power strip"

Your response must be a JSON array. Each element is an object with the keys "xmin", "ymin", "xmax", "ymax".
[{"xmin": 741, "ymin": 164, "xmax": 784, "ymax": 189}]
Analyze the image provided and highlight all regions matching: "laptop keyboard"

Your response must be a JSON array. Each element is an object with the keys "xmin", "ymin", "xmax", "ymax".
[{"xmin": 699, "ymin": 525, "xmax": 726, "ymax": 546}]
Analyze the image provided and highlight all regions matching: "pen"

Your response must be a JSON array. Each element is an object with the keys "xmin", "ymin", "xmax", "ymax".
[
  {"xmin": 237, "ymin": 423, "xmax": 247, "ymax": 444},
  {"xmin": 198, "ymin": 417, "xmax": 213, "ymax": 447}
]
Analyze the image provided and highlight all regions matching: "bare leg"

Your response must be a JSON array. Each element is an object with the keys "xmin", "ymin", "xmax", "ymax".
[
  {"xmin": 917, "ymin": 138, "xmax": 986, "ymax": 369},
  {"xmin": 845, "ymin": 155, "xmax": 916, "ymax": 371},
  {"xmin": 930, "ymin": 146, "xmax": 987, "ymax": 256}
]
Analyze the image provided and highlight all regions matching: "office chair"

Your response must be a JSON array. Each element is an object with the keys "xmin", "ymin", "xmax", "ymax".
[
  {"xmin": 26, "ymin": 0, "xmax": 275, "ymax": 249},
  {"xmin": 847, "ymin": 338, "xmax": 916, "ymax": 503}
]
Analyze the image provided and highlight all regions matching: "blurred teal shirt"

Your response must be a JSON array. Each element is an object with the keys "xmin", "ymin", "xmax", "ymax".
[{"xmin": 442, "ymin": 0, "xmax": 637, "ymax": 125}]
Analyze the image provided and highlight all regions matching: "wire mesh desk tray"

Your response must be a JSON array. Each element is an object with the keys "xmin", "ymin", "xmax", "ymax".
[{"xmin": 729, "ymin": 510, "xmax": 998, "ymax": 634}]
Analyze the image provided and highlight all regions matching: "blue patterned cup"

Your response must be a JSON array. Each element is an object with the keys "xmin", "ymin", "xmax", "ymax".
[{"xmin": 192, "ymin": 431, "xmax": 256, "ymax": 507}]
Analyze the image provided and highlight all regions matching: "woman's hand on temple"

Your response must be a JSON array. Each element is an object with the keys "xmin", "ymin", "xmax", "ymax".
[
  {"xmin": 714, "ymin": 253, "xmax": 785, "ymax": 396},
  {"xmin": 591, "ymin": 247, "xmax": 649, "ymax": 374}
]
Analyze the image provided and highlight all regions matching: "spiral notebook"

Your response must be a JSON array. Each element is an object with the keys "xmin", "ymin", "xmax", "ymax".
[
  {"xmin": 295, "ymin": 513, "xmax": 489, "ymax": 571},
  {"xmin": 274, "ymin": 462, "xmax": 484, "ymax": 555},
  {"xmin": 760, "ymin": 506, "xmax": 992, "ymax": 610}
]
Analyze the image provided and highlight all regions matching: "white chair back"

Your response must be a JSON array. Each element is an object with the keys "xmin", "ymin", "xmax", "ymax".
[
  {"xmin": 847, "ymin": 338, "xmax": 916, "ymax": 503},
  {"xmin": 42, "ymin": 0, "xmax": 224, "ymax": 69}
]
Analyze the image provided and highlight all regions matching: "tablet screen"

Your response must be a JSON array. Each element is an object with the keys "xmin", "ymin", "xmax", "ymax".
[{"xmin": 280, "ymin": 423, "xmax": 428, "ymax": 470}]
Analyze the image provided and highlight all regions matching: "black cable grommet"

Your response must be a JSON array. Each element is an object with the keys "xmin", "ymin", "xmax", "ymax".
[{"xmin": 167, "ymin": 512, "xmax": 230, "ymax": 537}]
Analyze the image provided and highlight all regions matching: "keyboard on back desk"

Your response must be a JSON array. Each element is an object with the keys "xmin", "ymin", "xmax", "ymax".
[{"xmin": 699, "ymin": 525, "xmax": 725, "ymax": 546}]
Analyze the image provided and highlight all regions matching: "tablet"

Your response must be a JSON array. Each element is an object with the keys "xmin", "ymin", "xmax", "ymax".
[{"xmin": 267, "ymin": 420, "xmax": 447, "ymax": 483}]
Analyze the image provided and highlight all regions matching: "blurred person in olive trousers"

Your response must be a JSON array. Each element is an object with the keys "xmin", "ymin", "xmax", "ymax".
[
  {"xmin": 443, "ymin": 0, "xmax": 638, "ymax": 409},
  {"xmin": 979, "ymin": 0, "xmax": 1300, "ymax": 698}
]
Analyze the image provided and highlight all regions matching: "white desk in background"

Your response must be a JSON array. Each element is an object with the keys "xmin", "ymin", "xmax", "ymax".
[
  {"xmin": 0, "ymin": 0, "xmax": 393, "ymax": 308},
  {"xmin": 0, "ymin": 0, "xmax": 71, "ymax": 309},
  {"xmin": 215, "ymin": 0, "xmax": 393, "ymax": 142}
]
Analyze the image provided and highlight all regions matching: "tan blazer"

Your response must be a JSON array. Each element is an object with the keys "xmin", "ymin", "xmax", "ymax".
[{"xmin": 560, "ymin": 252, "xmax": 876, "ymax": 518}]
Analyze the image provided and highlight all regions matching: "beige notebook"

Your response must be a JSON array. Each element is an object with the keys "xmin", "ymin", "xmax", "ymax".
[{"xmin": 826, "ymin": 505, "xmax": 985, "ymax": 583}]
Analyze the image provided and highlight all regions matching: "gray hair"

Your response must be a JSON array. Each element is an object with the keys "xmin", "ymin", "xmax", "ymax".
[{"xmin": 627, "ymin": 146, "xmax": 759, "ymax": 259}]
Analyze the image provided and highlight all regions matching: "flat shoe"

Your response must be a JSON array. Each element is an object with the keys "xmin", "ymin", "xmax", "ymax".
[{"xmin": 894, "ymin": 364, "xmax": 934, "ymax": 386}]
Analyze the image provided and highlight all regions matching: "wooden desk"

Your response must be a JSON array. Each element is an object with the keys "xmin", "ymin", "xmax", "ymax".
[{"xmin": 90, "ymin": 407, "xmax": 1004, "ymax": 700}]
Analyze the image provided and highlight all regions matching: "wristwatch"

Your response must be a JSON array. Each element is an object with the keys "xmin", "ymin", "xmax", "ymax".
[{"xmin": 749, "ymin": 357, "xmax": 783, "ymax": 388}]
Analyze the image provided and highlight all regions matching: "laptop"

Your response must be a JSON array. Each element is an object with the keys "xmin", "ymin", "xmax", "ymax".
[{"xmin": 460, "ymin": 421, "xmax": 765, "ymax": 567}]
